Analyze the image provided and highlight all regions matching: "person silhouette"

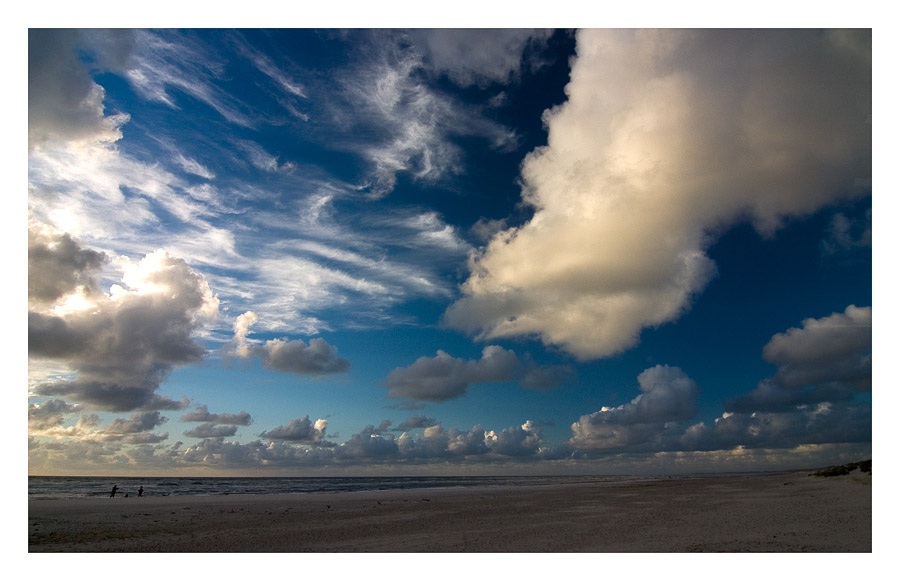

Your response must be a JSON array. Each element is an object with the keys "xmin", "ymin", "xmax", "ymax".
[
  {"xmin": 110, "ymin": 485, "xmax": 118, "ymax": 498},
  {"xmin": 138, "ymin": 486, "xmax": 144, "ymax": 497}
]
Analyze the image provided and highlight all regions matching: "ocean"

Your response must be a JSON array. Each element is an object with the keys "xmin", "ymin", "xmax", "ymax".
[{"xmin": 28, "ymin": 474, "xmax": 645, "ymax": 500}]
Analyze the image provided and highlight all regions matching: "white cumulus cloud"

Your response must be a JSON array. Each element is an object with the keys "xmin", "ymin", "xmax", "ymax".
[{"xmin": 444, "ymin": 29, "xmax": 871, "ymax": 360}]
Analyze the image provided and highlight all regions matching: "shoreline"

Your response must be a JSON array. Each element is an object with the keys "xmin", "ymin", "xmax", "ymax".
[{"xmin": 29, "ymin": 470, "xmax": 871, "ymax": 552}]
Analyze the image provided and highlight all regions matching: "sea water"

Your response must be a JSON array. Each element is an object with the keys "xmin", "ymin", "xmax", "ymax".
[{"xmin": 28, "ymin": 474, "xmax": 645, "ymax": 500}]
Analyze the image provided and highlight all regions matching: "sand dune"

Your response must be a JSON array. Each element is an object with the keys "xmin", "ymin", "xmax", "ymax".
[{"xmin": 28, "ymin": 471, "xmax": 871, "ymax": 552}]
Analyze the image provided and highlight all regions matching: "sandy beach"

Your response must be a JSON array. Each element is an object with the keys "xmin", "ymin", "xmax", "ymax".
[{"xmin": 28, "ymin": 471, "xmax": 871, "ymax": 552}]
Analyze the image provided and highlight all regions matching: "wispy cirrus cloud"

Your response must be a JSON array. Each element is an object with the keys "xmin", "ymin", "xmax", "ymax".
[
  {"xmin": 333, "ymin": 30, "xmax": 519, "ymax": 198},
  {"xmin": 123, "ymin": 29, "xmax": 254, "ymax": 128},
  {"xmin": 27, "ymin": 29, "xmax": 494, "ymax": 341}
]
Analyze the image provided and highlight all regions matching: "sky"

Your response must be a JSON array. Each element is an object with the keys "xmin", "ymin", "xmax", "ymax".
[{"xmin": 26, "ymin": 27, "xmax": 874, "ymax": 477}]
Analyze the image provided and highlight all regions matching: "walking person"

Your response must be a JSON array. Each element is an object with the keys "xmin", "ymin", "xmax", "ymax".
[{"xmin": 109, "ymin": 485, "xmax": 118, "ymax": 498}]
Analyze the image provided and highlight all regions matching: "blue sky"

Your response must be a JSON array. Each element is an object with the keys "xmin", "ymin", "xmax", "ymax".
[{"xmin": 26, "ymin": 28, "xmax": 873, "ymax": 476}]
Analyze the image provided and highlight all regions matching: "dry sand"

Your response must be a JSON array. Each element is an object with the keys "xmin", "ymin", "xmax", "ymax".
[{"xmin": 28, "ymin": 470, "xmax": 871, "ymax": 552}]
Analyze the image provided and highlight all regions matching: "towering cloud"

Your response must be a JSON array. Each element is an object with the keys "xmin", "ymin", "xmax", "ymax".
[
  {"xmin": 28, "ymin": 29, "xmax": 132, "ymax": 149},
  {"xmin": 29, "ymin": 222, "xmax": 220, "ymax": 411},
  {"xmin": 445, "ymin": 29, "xmax": 871, "ymax": 360},
  {"xmin": 569, "ymin": 365, "xmax": 700, "ymax": 450}
]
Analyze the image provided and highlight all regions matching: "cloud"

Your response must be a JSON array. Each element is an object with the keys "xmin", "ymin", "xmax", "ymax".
[
  {"xmin": 235, "ymin": 139, "xmax": 295, "ymax": 173},
  {"xmin": 383, "ymin": 345, "xmax": 573, "ymax": 402},
  {"xmin": 259, "ymin": 415, "xmax": 329, "ymax": 444},
  {"xmin": 761, "ymin": 305, "xmax": 871, "ymax": 390},
  {"xmin": 444, "ymin": 29, "xmax": 871, "ymax": 360},
  {"xmin": 226, "ymin": 311, "xmax": 350, "ymax": 375},
  {"xmin": 232, "ymin": 31, "xmax": 307, "ymax": 98},
  {"xmin": 174, "ymin": 153, "xmax": 216, "ymax": 179},
  {"xmin": 28, "ymin": 220, "xmax": 108, "ymax": 305},
  {"xmin": 123, "ymin": 29, "xmax": 253, "ymax": 127},
  {"xmin": 569, "ymin": 365, "xmax": 700, "ymax": 450},
  {"xmin": 28, "ymin": 399, "xmax": 82, "ymax": 432},
  {"xmin": 821, "ymin": 210, "xmax": 872, "ymax": 255},
  {"xmin": 679, "ymin": 402, "xmax": 871, "ymax": 452},
  {"xmin": 184, "ymin": 423, "xmax": 239, "ymax": 439},
  {"xmin": 180, "ymin": 404, "xmax": 252, "ymax": 426},
  {"xmin": 726, "ymin": 305, "xmax": 871, "ymax": 413},
  {"xmin": 396, "ymin": 415, "xmax": 439, "ymax": 430},
  {"xmin": 411, "ymin": 29, "xmax": 555, "ymax": 88},
  {"xmin": 29, "ymin": 223, "xmax": 220, "ymax": 411},
  {"xmin": 484, "ymin": 420, "xmax": 544, "ymax": 457},
  {"xmin": 336, "ymin": 31, "xmax": 517, "ymax": 198},
  {"xmin": 28, "ymin": 29, "xmax": 132, "ymax": 149},
  {"xmin": 101, "ymin": 411, "xmax": 167, "ymax": 434}
]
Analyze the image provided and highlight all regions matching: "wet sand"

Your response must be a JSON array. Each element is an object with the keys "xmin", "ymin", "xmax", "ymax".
[{"xmin": 28, "ymin": 471, "xmax": 871, "ymax": 552}]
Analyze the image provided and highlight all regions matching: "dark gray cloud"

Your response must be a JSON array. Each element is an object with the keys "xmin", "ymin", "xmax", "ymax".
[
  {"xmin": 29, "ymin": 222, "xmax": 220, "ymax": 411},
  {"xmin": 726, "ymin": 305, "xmax": 871, "ymax": 414},
  {"xmin": 566, "ymin": 308, "xmax": 873, "ymax": 456},
  {"xmin": 334, "ymin": 430, "xmax": 400, "ymax": 460},
  {"xmin": 383, "ymin": 345, "xmax": 572, "ymax": 402},
  {"xmin": 184, "ymin": 423, "xmax": 239, "ymax": 439},
  {"xmin": 569, "ymin": 365, "xmax": 700, "ymax": 450},
  {"xmin": 679, "ymin": 402, "xmax": 872, "ymax": 452},
  {"xmin": 259, "ymin": 415, "xmax": 328, "ymax": 444},
  {"xmin": 28, "ymin": 221, "xmax": 108, "ymax": 304},
  {"xmin": 180, "ymin": 405, "xmax": 252, "ymax": 426},
  {"xmin": 102, "ymin": 411, "xmax": 167, "ymax": 434},
  {"xmin": 396, "ymin": 415, "xmax": 438, "ymax": 430},
  {"xmin": 261, "ymin": 337, "xmax": 351, "ymax": 375},
  {"xmin": 33, "ymin": 380, "xmax": 188, "ymax": 413},
  {"xmin": 94, "ymin": 411, "xmax": 170, "ymax": 444},
  {"xmin": 725, "ymin": 379, "xmax": 855, "ymax": 414},
  {"xmin": 226, "ymin": 311, "xmax": 350, "ymax": 376},
  {"xmin": 484, "ymin": 421, "xmax": 543, "ymax": 457},
  {"xmin": 28, "ymin": 29, "xmax": 133, "ymax": 149},
  {"xmin": 28, "ymin": 399, "xmax": 82, "ymax": 431},
  {"xmin": 762, "ymin": 305, "xmax": 871, "ymax": 391}
]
